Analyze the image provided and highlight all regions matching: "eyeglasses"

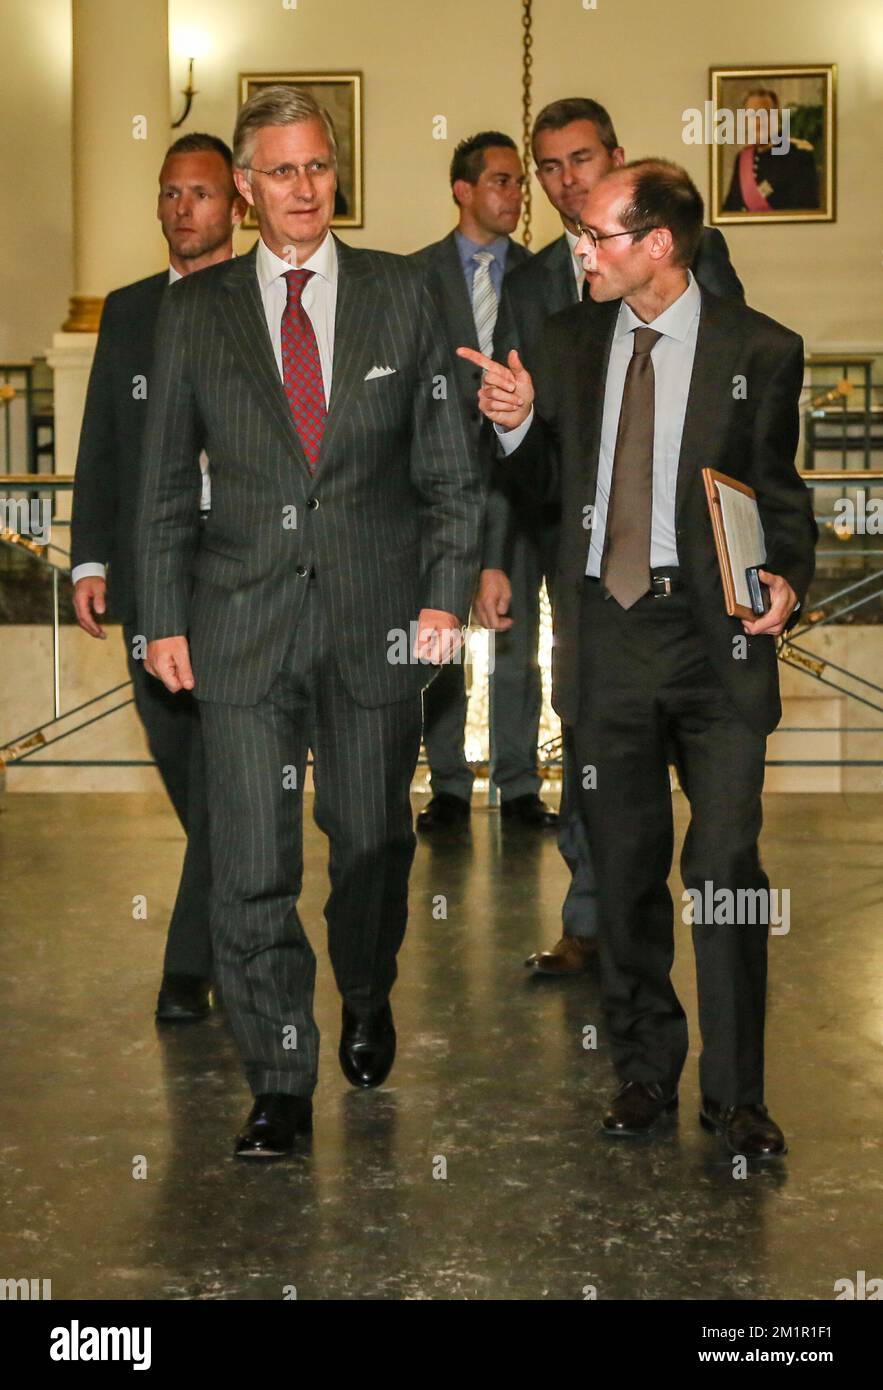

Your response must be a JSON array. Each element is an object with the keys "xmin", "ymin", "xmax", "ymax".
[
  {"xmin": 244, "ymin": 161, "xmax": 335, "ymax": 185},
  {"xmin": 574, "ymin": 220, "xmax": 658, "ymax": 249}
]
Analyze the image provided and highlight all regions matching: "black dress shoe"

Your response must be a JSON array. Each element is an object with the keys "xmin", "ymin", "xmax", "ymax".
[
  {"xmin": 700, "ymin": 1098, "xmax": 787, "ymax": 1157},
  {"xmin": 602, "ymin": 1080, "xmax": 678, "ymax": 1136},
  {"xmin": 234, "ymin": 1094, "xmax": 313, "ymax": 1159},
  {"xmin": 339, "ymin": 1003, "xmax": 396, "ymax": 1088},
  {"xmin": 500, "ymin": 793, "xmax": 559, "ymax": 827},
  {"xmin": 155, "ymin": 974, "xmax": 212, "ymax": 1022},
  {"xmin": 417, "ymin": 793, "xmax": 471, "ymax": 830}
]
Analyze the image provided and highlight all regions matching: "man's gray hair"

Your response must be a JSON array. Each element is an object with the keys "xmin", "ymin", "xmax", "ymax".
[{"xmin": 233, "ymin": 85, "xmax": 338, "ymax": 171}]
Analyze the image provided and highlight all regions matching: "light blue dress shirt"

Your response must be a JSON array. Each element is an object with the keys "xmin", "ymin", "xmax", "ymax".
[
  {"xmin": 498, "ymin": 271, "xmax": 702, "ymax": 576},
  {"xmin": 588, "ymin": 271, "xmax": 701, "ymax": 574},
  {"xmin": 454, "ymin": 231, "xmax": 510, "ymax": 301}
]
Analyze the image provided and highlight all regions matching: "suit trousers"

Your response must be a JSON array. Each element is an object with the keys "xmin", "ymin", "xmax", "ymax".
[
  {"xmin": 422, "ymin": 522, "xmax": 552, "ymax": 802},
  {"xmin": 498, "ymin": 521, "xmax": 600, "ymax": 936},
  {"xmin": 197, "ymin": 577, "xmax": 423, "ymax": 1097},
  {"xmin": 422, "ymin": 660, "xmax": 474, "ymax": 801},
  {"xmin": 572, "ymin": 580, "xmax": 770, "ymax": 1108},
  {"xmin": 124, "ymin": 625, "xmax": 212, "ymax": 979},
  {"xmin": 558, "ymin": 727, "xmax": 600, "ymax": 940}
]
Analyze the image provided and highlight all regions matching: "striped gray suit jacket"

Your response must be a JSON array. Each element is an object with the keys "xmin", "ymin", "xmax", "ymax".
[{"xmin": 135, "ymin": 237, "xmax": 483, "ymax": 708}]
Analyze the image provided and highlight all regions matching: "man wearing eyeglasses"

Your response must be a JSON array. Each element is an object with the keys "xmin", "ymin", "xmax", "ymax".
[
  {"xmin": 490, "ymin": 97, "xmax": 744, "ymax": 980},
  {"xmin": 135, "ymin": 85, "xmax": 482, "ymax": 1158},
  {"xmin": 460, "ymin": 160, "xmax": 816, "ymax": 1157}
]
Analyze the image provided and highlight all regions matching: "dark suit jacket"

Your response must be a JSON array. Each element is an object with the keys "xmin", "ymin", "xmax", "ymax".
[
  {"xmin": 71, "ymin": 271, "xmax": 168, "ymax": 624},
  {"xmin": 501, "ymin": 288, "xmax": 817, "ymax": 736},
  {"xmin": 135, "ymin": 237, "xmax": 483, "ymax": 709},
  {"xmin": 409, "ymin": 230, "xmax": 531, "ymax": 569}
]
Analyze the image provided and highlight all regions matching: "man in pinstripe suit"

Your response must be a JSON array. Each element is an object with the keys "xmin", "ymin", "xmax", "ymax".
[{"xmin": 136, "ymin": 86, "xmax": 483, "ymax": 1158}]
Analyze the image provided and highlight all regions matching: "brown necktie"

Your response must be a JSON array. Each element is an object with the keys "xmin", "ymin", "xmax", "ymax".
[{"xmin": 601, "ymin": 326, "xmax": 662, "ymax": 608}]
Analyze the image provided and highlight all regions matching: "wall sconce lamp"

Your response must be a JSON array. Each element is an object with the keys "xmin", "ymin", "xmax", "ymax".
[{"xmin": 172, "ymin": 56, "xmax": 199, "ymax": 129}]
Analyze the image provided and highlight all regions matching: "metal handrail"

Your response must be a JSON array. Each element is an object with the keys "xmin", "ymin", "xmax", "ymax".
[{"xmin": 3, "ymin": 472, "xmax": 883, "ymax": 776}]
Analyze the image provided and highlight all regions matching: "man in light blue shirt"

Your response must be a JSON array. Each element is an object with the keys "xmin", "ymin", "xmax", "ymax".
[
  {"xmin": 461, "ymin": 159, "xmax": 816, "ymax": 1159},
  {"xmin": 411, "ymin": 134, "xmax": 557, "ymax": 833}
]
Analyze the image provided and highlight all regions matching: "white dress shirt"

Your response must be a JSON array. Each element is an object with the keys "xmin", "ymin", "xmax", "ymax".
[
  {"xmin": 564, "ymin": 226, "xmax": 585, "ymax": 299},
  {"xmin": 255, "ymin": 232, "xmax": 338, "ymax": 405},
  {"xmin": 498, "ymin": 271, "xmax": 702, "ymax": 576}
]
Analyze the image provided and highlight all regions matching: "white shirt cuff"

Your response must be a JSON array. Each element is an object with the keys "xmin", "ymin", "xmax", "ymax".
[
  {"xmin": 71, "ymin": 562, "xmax": 106, "ymax": 584},
  {"xmin": 494, "ymin": 407, "xmax": 534, "ymax": 455}
]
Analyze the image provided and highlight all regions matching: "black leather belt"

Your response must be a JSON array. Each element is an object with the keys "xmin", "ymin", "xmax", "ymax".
[
  {"xmin": 585, "ymin": 568, "xmax": 684, "ymax": 599},
  {"xmin": 649, "ymin": 566, "xmax": 683, "ymax": 597}
]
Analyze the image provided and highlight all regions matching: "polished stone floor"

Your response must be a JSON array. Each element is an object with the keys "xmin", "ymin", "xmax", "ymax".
[{"xmin": 0, "ymin": 791, "xmax": 881, "ymax": 1301}]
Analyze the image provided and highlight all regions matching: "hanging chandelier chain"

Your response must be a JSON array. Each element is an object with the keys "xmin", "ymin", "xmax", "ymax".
[{"xmin": 521, "ymin": 0, "xmax": 533, "ymax": 246}]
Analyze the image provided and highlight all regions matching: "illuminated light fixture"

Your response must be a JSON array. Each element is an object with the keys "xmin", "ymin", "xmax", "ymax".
[{"xmin": 171, "ymin": 28, "xmax": 211, "ymax": 128}]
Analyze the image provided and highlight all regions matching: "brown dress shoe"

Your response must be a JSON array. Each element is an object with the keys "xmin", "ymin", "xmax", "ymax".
[
  {"xmin": 602, "ymin": 1081, "xmax": 678, "ymax": 1136},
  {"xmin": 524, "ymin": 934, "xmax": 597, "ymax": 975},
  {"xmin": 700, "ymin": 1098, "xmax": 787, "ymax": 1157}
]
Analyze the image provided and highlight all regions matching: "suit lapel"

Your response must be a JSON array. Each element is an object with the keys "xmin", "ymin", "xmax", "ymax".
[
  {"xmin": 507, "ymin": 239, "xmax": 531, "ymax": 273},
  {"xmin": 217, "ymin": 244, "xmax": 310, "ymax": 469},
  {"xmin": 570, "ymin": 300, "xmax": 618, "ymax": 502},
  {"xmin": 675, "ymin": 291, "xmax": 746, "ymax": 521},
  {"xmin": 547, "ymin": 235, "xmax": 579, "ymax": 313},
  {"xmin": 435, "ymin": 232, "xmax": 480, "ymax": 351},
  {"xmin": 314, "ymin": 237, "xmax": 384, "ymax": 473}
]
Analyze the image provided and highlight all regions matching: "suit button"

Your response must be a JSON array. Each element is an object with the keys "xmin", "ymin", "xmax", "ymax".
[
  {"xmin": 307, "ymin": 497, "xmax": 319, "ymax": 510},
  {"xmin": 296, "ymin": 564, "xmax": 308, "ymax": 577}
]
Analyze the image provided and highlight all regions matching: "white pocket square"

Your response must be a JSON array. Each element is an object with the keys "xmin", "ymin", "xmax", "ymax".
[{"xmin": 364, "ymin": 364, "xmax": 397, "ymax": 380}]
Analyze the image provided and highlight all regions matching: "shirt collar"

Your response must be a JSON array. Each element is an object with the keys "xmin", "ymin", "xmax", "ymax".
[
  {"xmin": 616, "ymin": 270, "xmax": 700, "ymax": 342},
  {"xmin": 564, "ymin": 226, "xmax": 583, "ymax": 264},
  {"xmin": 564, "ymin": 227, "xmax": 581, "ymax": 257},
  {"xmin": 256, "ymin": 231, "xmax": 338, "ymax": 292},
  {"xmin": 564, "ymin": 226, "xmax": 585, "ymax": 285},
  {"xmin": 454, "ymin": 230, "xmax": 509, "ymax": 273}
]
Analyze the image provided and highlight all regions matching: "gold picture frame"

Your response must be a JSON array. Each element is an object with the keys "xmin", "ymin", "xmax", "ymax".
[
  {"xmin": 238, "ymin": 72, "xmax": 363, "ymax": 229},
  {"xmin": 708, "ymin": 64, "xmax": 836, "ymax": 225}
]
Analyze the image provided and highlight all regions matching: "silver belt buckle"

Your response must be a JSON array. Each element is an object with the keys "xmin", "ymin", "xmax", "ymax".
[{"xmin": 653, "ymin": 575, "xmax": 672, "ymax": 598}]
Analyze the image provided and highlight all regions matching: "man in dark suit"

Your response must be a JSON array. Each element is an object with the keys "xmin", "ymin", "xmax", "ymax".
[
  {"xmin": 461, "ymin": 160, "xmax": 816, "ymax": 1157},
  {"xmin": 411, "ymin": 133, "xmax": 554, "ymax": 831},
  {"xmin": 71, "ymin": 133, "xmax": 245, "ymax": 1022},
  {"xmin": 136, "ymin": 86, "xmax": 483, "ymax": 1158},
  {"xmin": 492, "ymin": 97, "xmax": 745, "ymax": 977}
]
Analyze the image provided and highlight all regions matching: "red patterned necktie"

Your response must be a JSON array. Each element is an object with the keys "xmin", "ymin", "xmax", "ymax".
[{"xmin": 281, "ymin": 268, "xmax": 326, "ymax": 472}]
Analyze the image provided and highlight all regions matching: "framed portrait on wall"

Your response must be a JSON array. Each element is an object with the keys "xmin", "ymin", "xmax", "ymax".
[
  {"xmin": 238, "ymin": 72, "xmax": 363, "ymax": 229},
  {"xmin": 708, "ymin": 65, "xmax": 836, "ymax": 225}
]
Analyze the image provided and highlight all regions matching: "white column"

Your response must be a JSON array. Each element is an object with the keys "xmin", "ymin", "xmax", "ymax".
[{"xmin": 49, "ymin": 0, "xmax": 171, "ymax": 500}]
